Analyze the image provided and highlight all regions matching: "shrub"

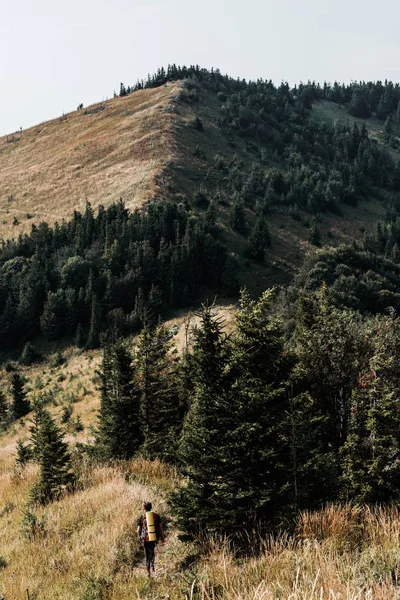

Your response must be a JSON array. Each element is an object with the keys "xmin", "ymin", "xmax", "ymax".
[
  {"xmin": 61, "ymin": 403, "xmax": 73, "ymax": 424},
  {"xmin": 193, "ymin": 116, "xmax": 204, "ymax": 131}
]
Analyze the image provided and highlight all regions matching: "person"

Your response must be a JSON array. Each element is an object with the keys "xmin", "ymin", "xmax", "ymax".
[{"xmin": 137, "ymin": 501, "xmax": 164, "ymax": 576}]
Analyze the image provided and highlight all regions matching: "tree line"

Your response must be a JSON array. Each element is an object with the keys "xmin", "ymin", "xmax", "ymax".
[{"xmin": 0, "ymin": 199, "xmax": 234, "ymax": 353}]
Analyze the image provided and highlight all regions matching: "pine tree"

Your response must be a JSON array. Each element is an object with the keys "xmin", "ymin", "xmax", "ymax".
[
  {"xmin": 96, "ymin": 337, "xmax": 142, "ymax": 459},
  {"xmin": 224, "ymin": 289, "xmax": 295, "ymax": 524},
  {"xmin": 135, "ymin": 324, "xmax": 181, "ymax": 461},
  {"xmin": 170, "ymin": 305, "xmax": 233, "ymax": 535},
  {"xmin": 40, "ymin": 290, "xmax": 66, "ymax": 340},
  {"xmin": 349, "ymin": 90, "xmax": 371, "ymax": 118},
  {"xmin": 244, "ymin": 216, "xmax": 270, "ymax": 261},
  {"xmin": 15, "ymin": 439, "xmax": 33, "ymax": 467},
  {"xmin": 11, "ymin": 373, "xmax": 30, "ymax": 420},
  {"xmin": 20, "ymin": 341, "xmax": 38, "ymax": 366},
  {"xmin": 341, "ymin": 316, "xmax": 400, "ymax": 502},
  {"xmin": 29, "ymin": 406, "xmax": 75, "ymax": 504},
  {"xmin": 0, "ymin": 391, "xmax": 9, "ymax": 429},
  {"xmin": 308, "ymin": 218, "xmax": 321, "ymax": 246},
  {"xmin": 229, "ymin": 200, "xmax": 246, "ymax": 233},
  {"xmin": 86, "ymin": 294, "xmax": 101, "ymax": 349}
]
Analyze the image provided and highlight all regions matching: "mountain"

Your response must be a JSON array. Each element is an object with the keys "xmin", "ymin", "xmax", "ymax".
[
  {"xmin": 3, "ymin": 67, "xmax": 400, "ymax": 599},
  {"xmin": 2, "ymin": 68, "xmax": 400, "ymax": 293}
]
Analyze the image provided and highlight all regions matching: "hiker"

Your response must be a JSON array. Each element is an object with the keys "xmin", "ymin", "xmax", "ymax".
[{"xmin": 137, "ymin": 501, "xmax": 165, "ymax": 576}]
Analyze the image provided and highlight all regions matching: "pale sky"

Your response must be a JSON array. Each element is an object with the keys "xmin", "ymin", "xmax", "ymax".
[{"xmin": 1, "ymin": 0, "xmax": 400, "ymax": 135}]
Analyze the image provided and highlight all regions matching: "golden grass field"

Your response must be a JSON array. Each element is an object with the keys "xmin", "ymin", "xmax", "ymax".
[{"xmin": 0, "ymin": 83, "xmax": 179, "ymax": 239}]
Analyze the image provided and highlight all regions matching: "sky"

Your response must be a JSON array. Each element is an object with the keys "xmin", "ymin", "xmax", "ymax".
[{"xmin": 2, "ymin": 0, "xmax": 400, "ymax": 135}]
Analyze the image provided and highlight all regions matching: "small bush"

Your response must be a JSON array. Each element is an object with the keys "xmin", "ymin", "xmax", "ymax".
[
  {"xmin": 21, "ymin": 509, "xmax": 47, "ymax": 540},
  {"xmin": 52, "ymin": 352, "xmax": 66, "ymax": 368},
  {"xmin": 0, "ymin": 556, "xmax": 7, "ymax": 569},
  {"xmin": 193, "ymin": 116, "xmax": 204, "ymax": 131},
  {"xmin": 20, "ymin": 341, "xmax": 39, "ymax": 366},
  {"xmin": 79, "ymin": 576, "xmax": 112, "ymax": 600},
  {"xmin": 193, "ymin": 189, "xmax": 210, "ymax": 208},
  {"xmin": 193, "ymin": 145, "xmax": 206, "ymax": 159},
  {"xmin": 73, "ymin": 415, "xmax": 84, "ymax": 432},
  {"xmin": 61, "ymin": 403, "xmax": 73, "ymax": 424}
]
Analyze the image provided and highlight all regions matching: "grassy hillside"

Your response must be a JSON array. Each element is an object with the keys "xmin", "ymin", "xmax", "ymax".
[
  {"xmin": 0, "ymin": 84, "xmax": 179, "ymax": 239},
  {"xmin": 0, "ymin": 79, "xmax": 396, "ymax": 287}
]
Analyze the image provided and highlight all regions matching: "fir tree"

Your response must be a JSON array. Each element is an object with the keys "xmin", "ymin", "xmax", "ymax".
[
  {"xmin": 308, "ymin": 218, "xmax": 321, "ymax": 246},
  {"xmin": 244, "ymin": 216, "xmax": 270, "ymax": 261},
  {"xmin": 86, "ymin": 295, "xmax": 101, "ymax": 349},
  {"xmin": 29, "ymin": 406, "xmax": 75, "ymax": 504},
  {"xmin": 20, "ymin": 341, "xmax": 38, "ymax": 366},
  {"xmin": 135, "ymin": 324, "xmax": 181, "ymax": 461},
  {"xmin": 0, "ymin": 391, "xmax": 9, "ymax": 429},
  {"xmin": 229, "ymin": 200, "xmax": 246, "ymax": 233},
  {"xmin": 341, "ymin": 316, "xmax": 400, "ymax": 502},
  {"xmin": 15, "ymin": 439, "xmax": 33, "ymax": 467},
  {"xmin": 11, "ymin": 373, "xmax": 30, "ymax": 420},
  {"xmin": 170, "ymin": 305, "xmax": 233, "ymax": 535},
  {"xmin": 96, "ymin": 337, "xmax": 142, "ymax": 459}
]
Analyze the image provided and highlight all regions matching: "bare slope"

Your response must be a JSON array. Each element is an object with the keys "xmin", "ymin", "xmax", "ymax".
[{"xmin": 0, "ymin": 83, "xmax": 179, "ymax": 238}]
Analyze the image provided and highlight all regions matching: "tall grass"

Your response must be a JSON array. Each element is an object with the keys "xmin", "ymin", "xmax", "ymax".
[{"xmin": 1, "ymin": 454, "xmax": 400, "ymax": 600}]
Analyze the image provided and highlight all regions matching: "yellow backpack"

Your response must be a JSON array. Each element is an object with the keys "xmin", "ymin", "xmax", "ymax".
[{"xmin": 142, "ymin": 511, "xmax": 157, "ymax": 542}]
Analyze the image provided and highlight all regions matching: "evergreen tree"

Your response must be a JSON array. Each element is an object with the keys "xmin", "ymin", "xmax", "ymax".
[
  {"xmin": 15, "ymin": 439, "xmax": 33, "ymax": 467},
  {"xmin": 170, "ymin": 305, "xmax": 233, "ymax": 535},
  {"xmin": 0, "ymin": 391, "xmax": 9, "ymax": 430},
  {"xmin": 136, "ymin": 324, "xmax": 181, "ymax": 461},
  {"xmin": 224, "ymin": 290, "xmax": 295, "ymax": 524},
  {"xmin": 308, "ymin": 218, "xmax": 321, "ymax": 246},
  {"xmin": 40, "ymin": 290, "xmax": 66, "ymax": 340},
  {"xmin": 29, "ymin": 406, "xmax": 75, "ymax": 504},
  {"xmin": 11, "ymin": 373, "xmax": 30, "ymax": 420},
  {"xmin": 20, "ymin": 341, "xmax": 38, "ymax": 366},
  {"xmin": 86, "ymin": 295, "xmax": 101, "ymax": 349},
  {"xmin": 341, "ymin": 316, "xmax": 400, "ymax": 502},
  {"xmin": 244, "ymin": 216, "xmax": 270, "ymax": 261},
  {"xmin": 229, "ymin": 200, "xmax": 246, "ymax": 233},
  {"xmin": 349, "ymin": 90, "xmax": 371, "ymax": 118},
  {"xmin": 74, "ymin": 323, "xmax": 85, "ymax": 347},
  {"xmin": 96, "ymin": 337, "xmax": 142, "ymax": 459}
]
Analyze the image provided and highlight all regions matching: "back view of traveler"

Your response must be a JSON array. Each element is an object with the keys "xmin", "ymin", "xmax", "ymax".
[{"xmin": 137, "ymin": 501, "xmax": 164, "ymax": 576}]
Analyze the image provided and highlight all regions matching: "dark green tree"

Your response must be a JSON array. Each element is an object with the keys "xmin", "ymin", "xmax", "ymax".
[
  {"xmin": 40, "ymin": 290, "xmax": 66, "ymax": 340},
  {"xmin": 170, "ymin": 305, "xmax": 233, "ymax": 535},
  {"xmin": 229, "ymin": 200, "xmax": 246, "ymax": 234},
  {"xmin": 0, "ymin": 391, "xmax": 9, "ymax": 430},
  {"xmin": 244, "ymin": 216, "xmax": 270, "ymax": 261},
  {"xmin": 86, "ymin": 295, "xmax": 101, "ymax": 349},
  {"xmin": 20, "ymin": 341, "xmax": 38, "ymax": 366},
  {"xmin": 11, "ymin": 373, "xmax": 30, "ymax": 420},
  {"xmin": 308, "ymin": 218, "xmax": 321, "ymax": 246},
  {"xmin": 96, "ymin": 337, "xmax": 142, "ymax": 459},
  {"xmin": 136, "ymin": 324, "xmax": 181, "ymax": 461},
  {"xmin": 341, "ymin": 316, "xmax": 400, "ymax": 502},
  {"xmin": 29, "ymin": 406, "xmax": 75, "ymax": 504}
]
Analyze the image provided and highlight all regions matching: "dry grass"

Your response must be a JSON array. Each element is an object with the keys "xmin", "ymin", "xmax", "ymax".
[
  {"xmin": 189, "ymin": 505, "xmax": 400, "ymax": 600},
  {"xmin": 1, "ymin": 428, "xmax": 400, "ymax": 600},
  {"xmin": 0, "ymin": 83, "xmax": 179, "ymax": 239}
]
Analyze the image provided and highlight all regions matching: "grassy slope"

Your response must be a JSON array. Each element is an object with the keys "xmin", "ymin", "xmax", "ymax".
[{"xmin": 0, "ymin": 83, "xmax": 179, "ymax": 239}]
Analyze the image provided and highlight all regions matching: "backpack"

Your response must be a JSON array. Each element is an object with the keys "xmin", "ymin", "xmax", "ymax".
[{"xmin": 141, "ymin": 511, "xmax": 158, "ymax": 542}]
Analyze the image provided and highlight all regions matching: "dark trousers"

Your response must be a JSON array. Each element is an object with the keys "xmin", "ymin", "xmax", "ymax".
[{"xmin": 144, "ymin": 541, "xmax": 156, "ymax": 571}]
